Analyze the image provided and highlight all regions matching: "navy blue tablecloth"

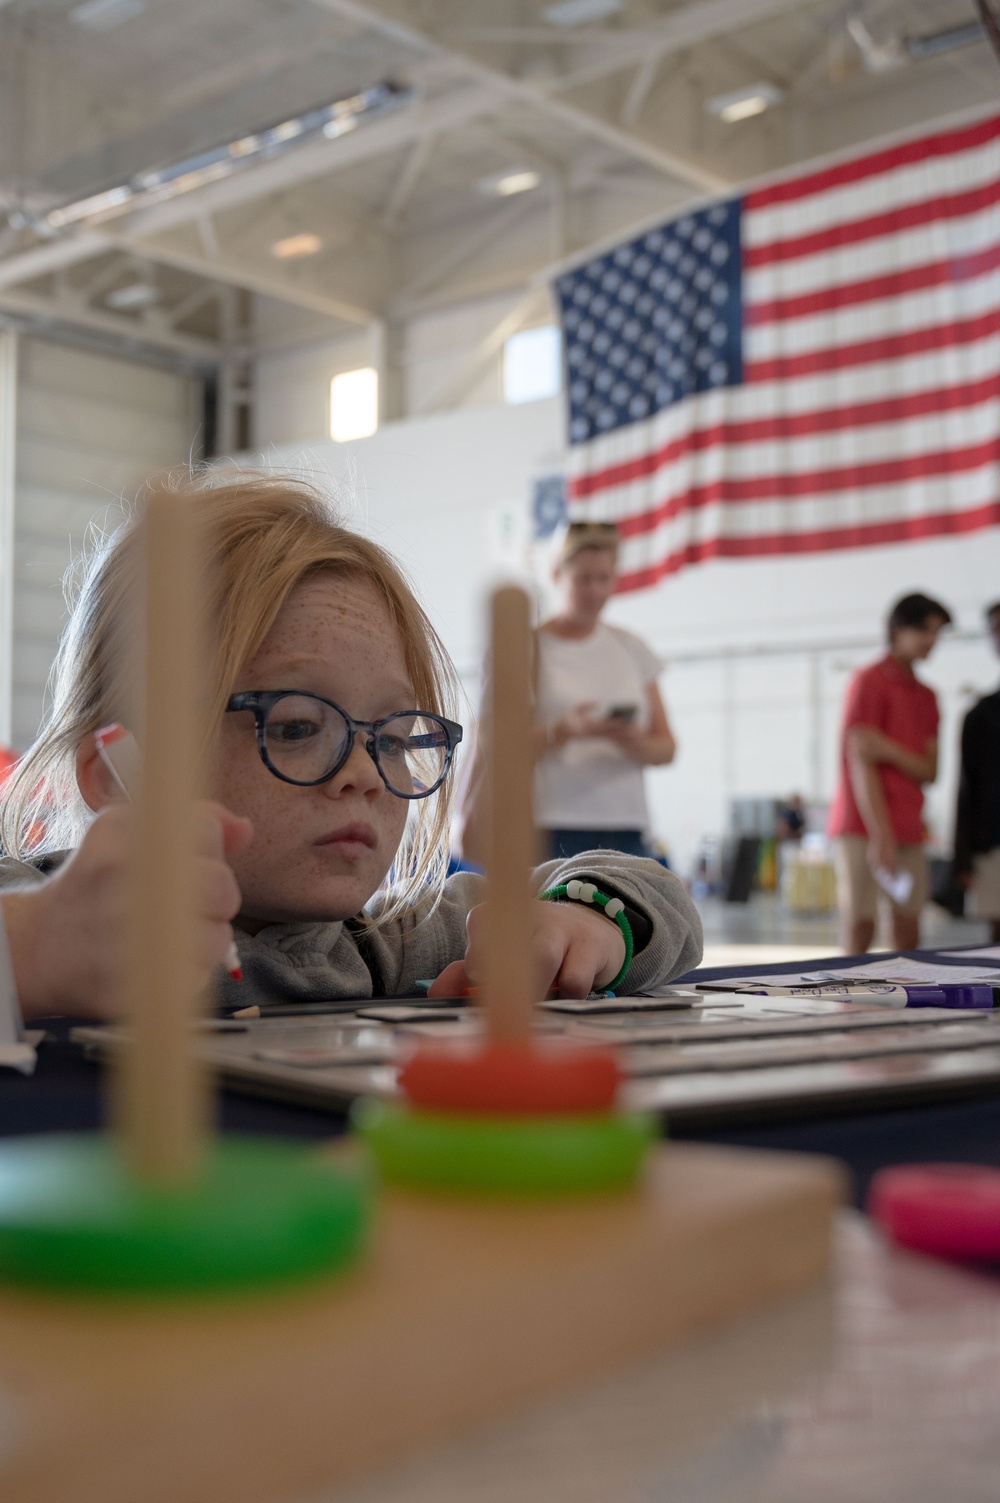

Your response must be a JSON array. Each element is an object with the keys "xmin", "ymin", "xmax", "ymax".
[{"xmin": 6, "ymin": 942, "xmax": 1000, "ymax": 1207}]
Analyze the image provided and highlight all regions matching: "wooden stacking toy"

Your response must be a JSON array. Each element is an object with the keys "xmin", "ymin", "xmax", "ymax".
[
  {"xmin": 0, "ymin": 539, "xmax": 842, "ymax": 1503},
  {"xmin": 0, "ymin": 491, "xmax": 368, "ymax": 1293}
]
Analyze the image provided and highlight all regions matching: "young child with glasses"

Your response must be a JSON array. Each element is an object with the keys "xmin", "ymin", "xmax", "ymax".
[{"xmin": 0, "ymin": 473, "xmax": 701, "ymax": 1021}]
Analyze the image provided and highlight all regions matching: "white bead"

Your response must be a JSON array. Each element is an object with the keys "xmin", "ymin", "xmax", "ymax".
[
  {"xmin": 605, "ymin": 898, "xmax": 624, "ymax": 918},
  {"xmin": 566, "ymin": 879, "xmax": 583, "ymax": 900},
  {"xmin": 580, "ymin": 883, "xmax": 597, "ymax": 903}
]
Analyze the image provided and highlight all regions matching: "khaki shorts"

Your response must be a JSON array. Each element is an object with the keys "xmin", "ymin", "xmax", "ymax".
[
  {"xmin": 835, "ymin": 835, "xmax": 928, "ymax": 921},
  {"xmin": 970, "ymin": 847, "xmax": 1000, "ymax": 921}
]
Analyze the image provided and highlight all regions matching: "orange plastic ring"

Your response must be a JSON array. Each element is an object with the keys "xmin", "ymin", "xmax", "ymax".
[{"xmin": 399, "ymin": 1041, "xmax": 621, "ymax": 1115}]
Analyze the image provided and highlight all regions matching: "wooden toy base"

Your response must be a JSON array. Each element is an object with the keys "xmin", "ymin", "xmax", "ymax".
[{"xmin": 0, "ymin": 1143, "xmax": 843, "ymax": 1503}]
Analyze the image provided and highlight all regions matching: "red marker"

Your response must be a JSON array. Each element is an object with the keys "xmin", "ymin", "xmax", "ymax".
[{"xmin": 95, "ymin": 724, "xmax": 242, "ymax": 982}]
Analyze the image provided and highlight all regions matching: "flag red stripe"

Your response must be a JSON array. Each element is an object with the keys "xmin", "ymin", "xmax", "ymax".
[
  {"xmin": 746, "ymin": 113, "xmax": 1000, "ymax": 212},
  {"xmin": 568, "ymin": 372, "xmax": 1000, "ymax": 499},
  {"xmin": 615, "ymin": 503, "xmax": 1000, "ymax": 592},
  {"xmin": 745, "ymin": 304, "xmax": 1000, "ymax": 383},
  {"xmin": 745, "ymin": 174, "xmax": 1000, "ymax": 268},
  {"xmin": 745, "ymin": 238, "xmax": 1000, "ymax": 324},
  {"xmin": 580, "ymin": 438, "xmax": 999, "ymax": 538}
]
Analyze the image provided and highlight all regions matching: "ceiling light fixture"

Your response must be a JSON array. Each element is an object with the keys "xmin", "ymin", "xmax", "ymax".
[
  {"xmin": 705, "ymin": 82, "xmax": 784, "ymax": 124},
  {"xmin": 36, "ymin": 80, "xmax": 411, "ymax": 235},
  {"xmin": 70, "ymin": 0, "xmax": 145, "ymax": 31},
  {"xmin": 271, "ymin": 232, "xmax": 323, "ymax": 260},
  {"xmin": 543, "ymin": 0, "xmax": 623, "ymax": 25},
  {"xmin": 105, "ymin": 281, "xmax": 159, "ymax": 310},
  {"xmin": 496, "ymin": 170, "xmax": 541, "ymax": 196},
  {"xmin": 478, "ymin": 169, "xmax": 542, "ymax": 198}
]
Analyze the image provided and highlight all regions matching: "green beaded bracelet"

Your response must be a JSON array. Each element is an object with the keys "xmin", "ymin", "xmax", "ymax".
[{"xmin": 540, "ymin": 880, "xmax": 634, "ymax": 993}]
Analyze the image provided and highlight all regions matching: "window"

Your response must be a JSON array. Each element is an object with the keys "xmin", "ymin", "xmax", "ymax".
[
  {"xmin": 503, "ymin": 326, "xmax": 562, "ymax": 405},
  {"xmin": 329, "ymin": 367, "xmax": 378, "ymax": 442}
]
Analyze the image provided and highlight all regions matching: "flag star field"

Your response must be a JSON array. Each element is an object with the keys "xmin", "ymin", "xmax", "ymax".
[{"xmin": 558, "ymin": 199, "xmax": 743, "ymax": 444}]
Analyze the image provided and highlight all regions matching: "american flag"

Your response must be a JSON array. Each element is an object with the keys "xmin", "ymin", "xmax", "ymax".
[{"xmin": 555, "ymin": 111, "xmax": 1000, "ymax": 593}]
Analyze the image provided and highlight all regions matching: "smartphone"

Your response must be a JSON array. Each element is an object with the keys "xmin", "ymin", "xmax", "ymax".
[{"xmin": 606, "ymin": 704, "xmax": 638, "ymax": 721}]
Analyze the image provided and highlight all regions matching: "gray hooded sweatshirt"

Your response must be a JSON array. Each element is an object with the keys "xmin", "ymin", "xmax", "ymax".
[{"xmin": 0, "ymin": 849, "xmax": 702, "ymax": 1010}]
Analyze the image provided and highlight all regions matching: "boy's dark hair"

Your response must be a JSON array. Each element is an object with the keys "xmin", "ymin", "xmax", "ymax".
[
  {"xmin": 887, "ymin": 592, "xmax": 953, "ymax": 639},
  {"xmin": 987, "ymin": 601, "xmax": 1000, "ymax": 622}
]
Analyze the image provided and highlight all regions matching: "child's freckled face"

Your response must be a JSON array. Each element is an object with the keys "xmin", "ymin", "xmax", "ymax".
[{"xmin": 215, "ymin": 574, "xmax": 411, "ymax": 927}]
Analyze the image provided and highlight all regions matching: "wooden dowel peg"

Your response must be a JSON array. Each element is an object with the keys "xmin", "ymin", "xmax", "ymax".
[
  {"xmin": 120, "ymin": 490, "xmax": 208, "ymax": 1185},
  {"xmin": 481, "ymin": 586, "xmax": 536, "ymax": 1042}
]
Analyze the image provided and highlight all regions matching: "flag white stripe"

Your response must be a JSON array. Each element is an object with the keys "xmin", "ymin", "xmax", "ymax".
[
  {"xmin": 743, "ymin": 128, "xmax": 1000, "ymax": 248},
  {"xmin": 744, "ymin": 271, "xmax": 1000, "ymax": 362},
  {"xmin": 743, "ymin": 202, "xmax": 1000, "ymax": 304}
]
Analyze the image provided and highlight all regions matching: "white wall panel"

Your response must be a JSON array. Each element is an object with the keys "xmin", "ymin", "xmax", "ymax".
[
  {"xmin": 14, "ymin": 483, "xmax": 110, "ymax": 531},
  {"xmin": 645, "ymin": 659, "xmax": 725, "ymax": 867},
  {"xmin": 12, "ymin": 339, "xmax": 197, "ymax": 749},
  {"xmin": 12, "ymin": 586, "xmax": 67, "ymax": 640}
]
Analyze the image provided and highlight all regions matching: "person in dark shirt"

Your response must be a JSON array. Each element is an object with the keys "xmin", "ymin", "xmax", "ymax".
[{"xmin": 954, "ymin": 602, "xmax": 1000, "ymax": 943}]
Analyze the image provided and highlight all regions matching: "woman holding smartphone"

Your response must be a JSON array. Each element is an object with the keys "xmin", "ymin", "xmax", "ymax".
[
  {"xmin": 454, "ymin": 523, "xmax": 677, "ymax": 866},
  {"xmin": 531, "ymin": 522, "xmax": 676, "ymax": 860}
]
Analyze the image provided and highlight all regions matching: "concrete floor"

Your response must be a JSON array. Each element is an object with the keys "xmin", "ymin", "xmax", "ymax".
[{"xmin": 694, "ymin": 892, "xmax": 992, "ymax": 968}]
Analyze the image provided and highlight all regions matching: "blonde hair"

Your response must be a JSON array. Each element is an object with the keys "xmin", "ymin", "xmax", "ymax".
[
  {"xmin": 557, "ymin": 520, "xmax": 620, "ymax": 567},
  {"xmin": 0, "ymin": 470, "xmax": 460, "ymax": 924}
]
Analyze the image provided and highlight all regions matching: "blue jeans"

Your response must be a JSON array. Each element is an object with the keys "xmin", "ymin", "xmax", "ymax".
[{"xmin": 544, "ymin": 829, "xmax": 648, "ymax": 861}]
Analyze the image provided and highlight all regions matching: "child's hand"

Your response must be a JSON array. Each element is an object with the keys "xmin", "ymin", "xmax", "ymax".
[
  {"xmin": 428, "ymin": 898, "xmax": 626, "ymax": 1001},
  {"xmin": 2, "ymin": 802, "xmax": 251, "ymax": 1021}
]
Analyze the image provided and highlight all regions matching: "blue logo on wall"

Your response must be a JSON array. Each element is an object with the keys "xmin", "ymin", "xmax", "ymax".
[{"xmin": 532, "ymin": 475, "xmax": 567, "ymax": 539}]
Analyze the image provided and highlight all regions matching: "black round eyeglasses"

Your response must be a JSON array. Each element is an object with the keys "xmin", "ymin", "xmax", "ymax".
[{"xmin": 226, "ymin": 691, "xmax": 463, "ymax": 799}]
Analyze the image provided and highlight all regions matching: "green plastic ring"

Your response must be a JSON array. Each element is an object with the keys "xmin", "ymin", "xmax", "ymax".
[
  {"xmin": 354, "ymin": 1099, "xmax": 655, "ymax": 1195},
  {"xmin": 0, "ymin": 1134, "xmax": 370, "ymax": 1294}
]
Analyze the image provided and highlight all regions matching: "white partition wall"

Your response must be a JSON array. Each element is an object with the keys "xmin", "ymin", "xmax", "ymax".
[
  {"xmin": 0, "ymin": 332, "xmax": 16, "ymax": 750},
  {"xmin": 11, "ymin": 340, "xmax": 198, "ymax": 751}
]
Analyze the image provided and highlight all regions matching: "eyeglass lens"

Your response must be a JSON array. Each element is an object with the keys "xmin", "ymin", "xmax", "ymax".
[{"xmin": 263, "ymin": 694, "xmax": 451, "ymax": 795}]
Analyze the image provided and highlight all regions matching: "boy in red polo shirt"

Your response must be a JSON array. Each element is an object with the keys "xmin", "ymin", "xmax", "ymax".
[{"xmin": 829, "ymin": 593, "xmax": 952, "ymax": 954}]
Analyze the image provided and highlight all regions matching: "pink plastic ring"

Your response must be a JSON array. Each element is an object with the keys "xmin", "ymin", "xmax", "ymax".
[{"xmin": 868, "ymin": 1163, "xmax": 1000, "ymax": 1261}]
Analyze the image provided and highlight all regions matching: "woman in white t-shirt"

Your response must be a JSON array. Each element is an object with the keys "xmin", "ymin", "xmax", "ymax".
[
  {"xmin": 534, "ymin": 522, "xmax": 676, "ymax": 861},
  {"xmin": 453, "ymin": 523, "xmax": 676, "ymax": 867}
]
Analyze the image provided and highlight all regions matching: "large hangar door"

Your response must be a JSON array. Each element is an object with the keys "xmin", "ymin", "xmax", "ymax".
[{"xmin": 12, "ymin": 340, "xmax": 199, "ymax": 750}]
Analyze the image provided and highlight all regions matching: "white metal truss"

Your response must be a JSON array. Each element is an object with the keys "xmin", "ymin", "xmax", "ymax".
[
  {"xmin": 312, "ymin": 0, "xmax": 731, "ymax": 192},
  {"xmin": 0, "ymin": 0, "xmax": 992, "ymax": 379}
]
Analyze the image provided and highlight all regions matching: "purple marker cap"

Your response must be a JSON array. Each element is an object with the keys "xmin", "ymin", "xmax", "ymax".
[{"xmin": 904, "ymin": 985, "xmax": 997, "ymax": 1009}]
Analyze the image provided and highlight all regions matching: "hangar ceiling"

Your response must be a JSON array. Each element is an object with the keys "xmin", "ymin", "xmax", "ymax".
[{"xmin": 0, "ymin": 0, "xmax": 995, "ymax": 383}]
